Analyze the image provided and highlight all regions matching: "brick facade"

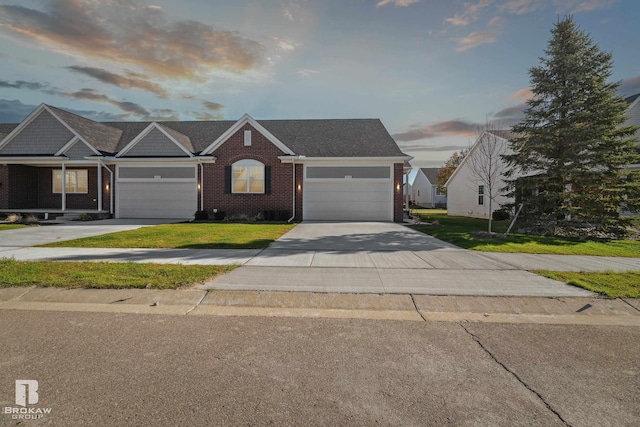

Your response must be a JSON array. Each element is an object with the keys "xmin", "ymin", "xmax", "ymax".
[
  {"xmin": 202, "ymin": 124, "xmax": 295, "ymax": 219},
  {"xmin": 394, "ymin": 163, "xmax": 404, "ymax": 222}
]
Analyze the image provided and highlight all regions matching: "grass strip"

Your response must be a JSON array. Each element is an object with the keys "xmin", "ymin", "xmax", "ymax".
[
  {"xmin": 536, "ymin": 270, "xmax": 640, "ymax": 298},
  {"xmin": 0, "ymin": 259, "xmax": 236, "ymax": 290},
  {"xmin": 0, "ymin": 224, "xmax": 28, "ymax": 231},
  {"xmin": 39, "ymin": 223, "xmax": 296, "ymax": 249},
  {"xmin": 412, "ymin": 210, "xmax": 640, "ymax": 257}
]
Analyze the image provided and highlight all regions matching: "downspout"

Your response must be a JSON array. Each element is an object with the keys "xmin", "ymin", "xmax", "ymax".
[
  {"xmin": 61, "ymin": 162, "xmax": 66, "ymax": 212},
  {"xmin": 288, "ymin": 161, "xmax": 296, "ymax": 223},
  {"xmin": 97, "ymin": 160, "xmax": 102, "ymax": 212},
  {"xmin": 104, "ymin": 165, "xmax": 114, "ymax": 215}
]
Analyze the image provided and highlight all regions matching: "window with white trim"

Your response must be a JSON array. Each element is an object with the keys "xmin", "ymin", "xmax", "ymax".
[
  {"xmin": 53, "ymin": 169, "xmax": 88, "ymax": 193},
  {"xmin": 478, "ymin": 184, "xmax": 485, "ymax": 205},
  {"xmin": 233, "ymin": 160, "xmax": 264, "ymax": 193}
]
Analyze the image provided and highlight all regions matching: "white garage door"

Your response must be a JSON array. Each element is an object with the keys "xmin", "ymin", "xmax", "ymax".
[
  {"xmin": 303, "ymin": 166, "xmax": 393, "ymax": 221},
  {"xmin": 117, "ymin": 166, "xmax": 197, "ymax": 219}
]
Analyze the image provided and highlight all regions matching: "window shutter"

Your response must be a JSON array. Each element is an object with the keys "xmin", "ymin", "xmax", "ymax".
[
  {"xmin": 265, "ymin": 166, "xmax": 271, "ymax": 194},
  {"xmin": 225, "ymin": 166, "xmax": 231, "ymax": 194}
]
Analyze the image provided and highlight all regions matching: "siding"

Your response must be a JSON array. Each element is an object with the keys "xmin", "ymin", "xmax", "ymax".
[
  {"xmin": 0, "ymin": 110, "xmax": 73, "ymax": 155},
  {"xmin": 124, "ymin": 128, "xmax": 190, "ymax": 157},
  {"xmin": 64, "ymin": 140, "xmax": 96, "ymax": 160}
]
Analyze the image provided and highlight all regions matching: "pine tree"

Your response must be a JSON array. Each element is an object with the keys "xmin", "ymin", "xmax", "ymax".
[{"xmin": 503, "ymin": 16, "xmax": 639, "ymax": 230}]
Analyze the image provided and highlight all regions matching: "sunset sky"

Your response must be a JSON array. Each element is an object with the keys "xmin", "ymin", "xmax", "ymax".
[{"xmin": 0, "ymin": 0, "xmax": 638, "ymax": 168}]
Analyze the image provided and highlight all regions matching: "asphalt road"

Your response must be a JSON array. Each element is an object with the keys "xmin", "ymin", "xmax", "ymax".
[{"xmin": 1, "ymin": 310, "xmax": 638, "ymax": 426}]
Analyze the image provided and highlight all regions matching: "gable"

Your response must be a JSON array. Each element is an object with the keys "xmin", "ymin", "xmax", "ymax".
[
  {"xmin": 0, "ymin": 110, "xmax": 74, "ymax": 155},
  {"xmin": 201, "ymin": 114, "xmax": 295, "ymax": 156},
  {"xmin": 61, "ymin": 139, "xmax": 98, "ymax": 160},
  {"xmin": 118, "ymin": 123, "xmax": 190, "ymax": 157}
]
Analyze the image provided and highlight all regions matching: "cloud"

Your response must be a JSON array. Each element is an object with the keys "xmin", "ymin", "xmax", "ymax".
[
  {"xmin": 202, "ymin": 101, "xmax": 224, "ymax": 111},
  {"xmin": 499, "ymin": 0, "xmax": 546, "ymax": 15},
  {"xmin": 620, "ymin": 75, "xmax": 640, "ymax": 97},
  {"xmin": 563, "ymin": 0, "xmax": 618, "ymax": 13},
  {"xmin": 0, "ymin": 0, "xmax": 265, "ymax": 82},
  {"xmin": 393, "ymin": 119, "xmax": 478, "ymax": 141},
  {"xmin": 488, "ymin": 16, "xmax": 505, "ymax": 27},
  {"xmin": 493, "ymin": 103, "xmax": 527, "ymax": 120},
  {"xmin": 455, "ymin": 31, "xmax": 498, "ymax": 51},
  {"xmin": 274, "ymin": 38, "xmax": 296, "ymax": 51},
  {"xmin": 66, "ymin": 66, "xmax": 168, "ymax": 97},
  {"xmin": 189, "ymin": 111, "xmax": 224, "ymax": 120},
  {"xmin": 399, "ymin": 143, "xmax": 471, "ymax": 152},
  {"xmin": 67, "ymin": 88, "xmax": 150, "ymax": 117},
  {"xmin": 296, "ymin": 69, "xmax": 319, "ymax": 77},
  {"xmin": 444, "ymin": 0, "xmax": 494, "ymax": 26},
  {"xmin": 376, "ymin": 0, "xmax": 420, "ymax": 7},
  {"xmin": 0, "ymin": 80, "xmax": 52, "ymax": 92},
  {"xmin": 510, "ymin": 87, "xmax": 533, "ymax": 102},
  {"xmin": 0, "ymin": 99, "xmax": 38, "ymax": 123}
]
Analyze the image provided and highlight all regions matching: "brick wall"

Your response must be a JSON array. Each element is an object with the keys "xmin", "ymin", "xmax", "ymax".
[
  {"xmin": 394, "ymin": 163, "xmax": 403, "ymax": 223},
  {"xmin": 37, "ymin": 167, "xmax": 100, "ymax": 210},
  {"xmin": 202, "ymin": 124, "xmax": 295, "ymax": 219},
  {"xmin": 8, "ymin": 165, "xmax": 38, "ymax": 209},
  {"xmin": 0, "ymin": 165, "xmax": 8, "ymax": 209}
]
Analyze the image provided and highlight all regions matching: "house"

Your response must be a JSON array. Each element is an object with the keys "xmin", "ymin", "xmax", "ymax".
[
  {"xmin": 0, "ymin": 104, "xmax": 412, "ymax": 222},
  {"xmin": 445, "ymin": 93, "xmax": 640, "ymax": 219},
  {"xmin": 411, "ymin": 168, "xmax": 446, "ymax": 208},
  {"xmin": 445, "ymin": 130, "xmax": 513, "ymax": 218}
]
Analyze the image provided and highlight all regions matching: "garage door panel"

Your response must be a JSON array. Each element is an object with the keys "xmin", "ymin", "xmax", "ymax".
[
  {"xmin": 118, "ymin": 182, "xmax": 196, "ymax": 219},
  {"xmin": 303, "ymin": 180, "xmax": 393, "ymax": 221}
]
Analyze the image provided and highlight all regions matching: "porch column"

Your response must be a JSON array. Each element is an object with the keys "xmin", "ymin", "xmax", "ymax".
[
  {"xmin": 97, "ymin": 161, "xmax": 102, "ymax": 212},
  {"xmin": 61, "ymin": 162, "xmax": 66, "ymax": 212}
]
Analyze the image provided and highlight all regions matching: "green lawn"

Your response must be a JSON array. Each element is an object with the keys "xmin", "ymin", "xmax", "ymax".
[
  {"xmin": 412, "ymin": 209, "xmax": 640, "ymax": 257},
  {"xmin": 0, "ymin": 224, "xmax": 27, "ymax": 231},
  {"xmin": 40, "ymin": 223, "xmax": 297, "ymax": 249},
  {"xmin": 537, "ymin": 270, "xmax": 640, "ymax": 298},
  {"xmin": 0, "ymin": 259, "xmax": 236, "ymax": 289}
]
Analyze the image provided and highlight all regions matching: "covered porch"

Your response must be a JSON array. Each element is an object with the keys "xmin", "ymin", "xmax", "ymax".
[{"xmin": 0, "ymin": 158, "xmax": 113, "ymax": 217}]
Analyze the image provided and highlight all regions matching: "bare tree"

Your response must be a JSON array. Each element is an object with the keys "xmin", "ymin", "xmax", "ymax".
[{"xmin": 467, "ymin": 124, "xmax": 508, "ymax": 233}]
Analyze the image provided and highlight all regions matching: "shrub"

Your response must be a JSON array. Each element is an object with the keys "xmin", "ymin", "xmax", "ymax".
[
  {"xmin": 7, "ymin": 214, "xmax": 22, "ymax": 223},
  {"xmin": 78, "ymin": 213, "xmax": 93, "ymax": 221},
  {"xmin": 492, "ymin": 209, "xmax": 510, "ymax": 221},
  {"xmin": 213, "ymin": 211, "xmax": 226, "ymax": 221},
  {"xmin": 194, "ymin": 210, "xmax": 209, "ymax": 220}
]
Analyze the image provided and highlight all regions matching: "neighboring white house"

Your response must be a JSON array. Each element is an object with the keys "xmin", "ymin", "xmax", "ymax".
[
  {"xmin": 446, "ymin": 92, "xmax": 640, "ymax": 219},
  {"xmin": 412, "ymin": 168, "xmax": 447, "ymax": 208},
  {"xmin": 445, "ymin": 130, "xmax": 514, "ymax": 218}
]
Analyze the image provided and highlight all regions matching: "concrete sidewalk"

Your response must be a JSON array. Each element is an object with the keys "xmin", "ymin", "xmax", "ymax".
[{"xmin": 1, "ymin": 287, "xmax": 639, "ymax": 326}]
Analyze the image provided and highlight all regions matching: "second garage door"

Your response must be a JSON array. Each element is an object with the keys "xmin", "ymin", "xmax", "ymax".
[
  {"xmin": 303, "ymin": 166, "xmax": 393, "ymax": 221},
  {"xmin": 116, "ymin": 166, "xmax": 197, "ymax": 219}
]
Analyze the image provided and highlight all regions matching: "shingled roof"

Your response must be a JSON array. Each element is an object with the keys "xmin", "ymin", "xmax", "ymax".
[
  {"xmin": 1, "ymin": 105, "xmax": 408, "ymax": 158},
  {"xmin": 47, "ymin": 105, "xmax": 123, "ymax": 153},
  {"xmin": 419, "ymin": 168, "xmax": 440, "ymax": 185}
]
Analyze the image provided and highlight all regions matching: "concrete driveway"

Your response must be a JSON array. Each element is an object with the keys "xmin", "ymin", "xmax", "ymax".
[
  {"xmin": 0, "ymin": 218, "xmax": 182, "ymax": 247},
  {"xmin": 207, "ymin": 222, "xmax": 594, "ymax": 297}
]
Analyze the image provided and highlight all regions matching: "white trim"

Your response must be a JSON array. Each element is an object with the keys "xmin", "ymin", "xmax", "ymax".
[
  {"xmin": 115, "ymin": 122, "xmax": 193, "ymax": 158},
  {"xmin": 55, "ymin": 136, "xmax": 101, "ymax": 157},
  {"xmin": 201, "ymin": 113, "xmax": 295, "ymax": 155},
  {"xmin": 279, "ymin": 156, "xmax": 412, "ymax": 164},
  {"xmin": 100, "ymin": 156, "xmax": 214, "ymax": 164},
  {"xmin": 231, "ymin": 159, "xmax": 265, "ymax": 194},
  {"xmin": 244, "ymin": 130, "xmax": 252, "ymax": 146}
]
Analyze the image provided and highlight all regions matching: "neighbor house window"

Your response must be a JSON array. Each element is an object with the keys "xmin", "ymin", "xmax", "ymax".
[
  {"xmin": 232, "ymin": 160, "xmax": 264, "ymax": 193},
  {"xmin": 478, "ymin": 184, "xmax": 484, "ymax": 205},
  {"xmin": 435, "ymin": 187, "xmax": 445, "ymax": 196},
  {"xmin": 53, "ymin": 169, "xmax": 88, "ymax": 193}
]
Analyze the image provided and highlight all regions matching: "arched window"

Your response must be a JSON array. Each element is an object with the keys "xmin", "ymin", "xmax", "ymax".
[{"xmin": 232, "ymin": 159, "xmax": 265, "ymax": 193}]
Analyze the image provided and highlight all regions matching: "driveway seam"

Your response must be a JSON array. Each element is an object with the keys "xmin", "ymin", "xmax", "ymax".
[
  {"xmin": 185, "ymin": 291, "xmax": 208, "ymax": 315},
  {"xmin": 620, "ymin": 298, "xmax": 640, "ymax": 314},
  {"xmin": 410, "ymin": 295, "xmax": 427, "ymax": 322},
  {"xmin": 459, "ymin": 323, "xmax": 572, "ymax": 427}
]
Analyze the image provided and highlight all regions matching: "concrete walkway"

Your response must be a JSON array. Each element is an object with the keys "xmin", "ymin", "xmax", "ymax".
[
  {"xmin": 1, "ymin": 221, "xmax": 639, "ymax": 297},
  {"xmin": 1, "ymin": 287, "xmax": 639, "ymax": 326}
]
